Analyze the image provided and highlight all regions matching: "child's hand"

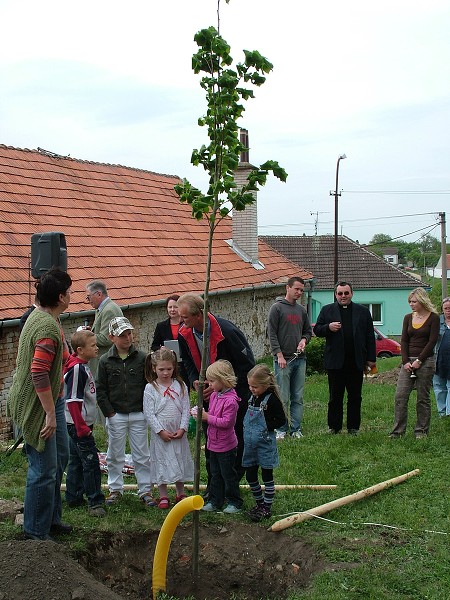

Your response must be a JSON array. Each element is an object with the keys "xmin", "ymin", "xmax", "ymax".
[
  {"xmin": 201, "ymin": 410, "xmax": 209, "ymax": 422},
  {"xmin": 158, "ymin": 429, "xmax": 172, "ymax": 442},
  {"xmin": 171, "ymin": 429, "xmax": 185, "ymax": 440}
]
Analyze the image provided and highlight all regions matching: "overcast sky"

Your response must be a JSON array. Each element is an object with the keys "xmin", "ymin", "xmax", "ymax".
[{"xmin": 1, "ymin": 0, "xmax": 449, "ymax": 244}]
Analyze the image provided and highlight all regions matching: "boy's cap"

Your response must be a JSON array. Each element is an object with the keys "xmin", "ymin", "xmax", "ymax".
[{"xmin": 109, "ymin": 316, "xmax": 134, "ymax": 336}]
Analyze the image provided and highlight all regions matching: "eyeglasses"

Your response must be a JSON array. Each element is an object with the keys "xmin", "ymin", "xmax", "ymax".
[
  {"xmin": 86, "ymin": 291, "xmax": 100, "ymax": 301},
  {"xmin": 337, "ymin": 291, "xmax": 351, "ymax": 296}
]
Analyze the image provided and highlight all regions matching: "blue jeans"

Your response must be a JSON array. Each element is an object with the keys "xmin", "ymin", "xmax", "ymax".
[
  {"xmin": 274, "ymin": 356, "xmax": 306, "ymax": 433},
  {"xmin": 24, "ymin": 397, "xmax": 69, "ymax": 538},
  {"xmin": 66, "ymin": 424, "xmax": 105, "ymax": 507},
  {"xmin": 433, "ymin": 374, "xmax": 450, "ymax": 417},
  {"xmin": 209, "ymin": 447, "xmax": 242, "ymax": 509}
]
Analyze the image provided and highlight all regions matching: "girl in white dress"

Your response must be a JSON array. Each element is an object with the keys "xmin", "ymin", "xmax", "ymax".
[{"xmin": 143, "ymin": 347, "xmax": 194, "ymax": 508}]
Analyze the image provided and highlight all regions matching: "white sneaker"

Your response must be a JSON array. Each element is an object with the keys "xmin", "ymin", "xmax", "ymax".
[
  {"xmin": 291, "ymin": 431, "xmax": 304, "ymax": 439},
  {"xmin": 275, "ymin": 431, "xmax": 286, "ymax": 440},
  {"xmin": 223, "ymin": 504, "xmax": 241, "ymax": 514}
]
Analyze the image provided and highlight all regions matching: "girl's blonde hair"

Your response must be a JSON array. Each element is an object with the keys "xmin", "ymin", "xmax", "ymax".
[
  {"xmin": 247, "ymin": 364, "xmax": 282, "ymax": 401},
  {"xmin": 408, "ymin": 287, "xmax": 438, "ymax": 314},
  {"xmin": 144, "ymin": 347, "xmax": 185, "ymax": 389},
  {"xmin": 206, "ymin": 360, "xmax": 237, "ymax": 389}
]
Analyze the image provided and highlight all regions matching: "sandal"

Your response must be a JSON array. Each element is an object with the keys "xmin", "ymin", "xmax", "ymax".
[
  {"xmin": 140, "ymin": 492, "xmax": 158, "ymax": 507},
  {"xmin": 158, "ymin": 497, "xmax": 170, "ymax": 509},
  {"xmin": 175, "ymin": 494, "xmax": 187, "ymax": 503}
]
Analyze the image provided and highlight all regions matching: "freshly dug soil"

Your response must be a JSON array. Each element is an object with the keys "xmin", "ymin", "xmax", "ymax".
[{"xmin": 0, "ymin": 521, "xmax": 332, "ymax": 600}]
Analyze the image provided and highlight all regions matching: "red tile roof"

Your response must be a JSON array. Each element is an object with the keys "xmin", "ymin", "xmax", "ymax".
[{"xmin": 0, "ymin": 145, "xmax": 311, "ymax": 320}]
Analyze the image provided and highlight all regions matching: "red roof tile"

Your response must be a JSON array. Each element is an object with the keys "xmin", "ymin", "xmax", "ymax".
[{"xmin": 0, "ymin": 145, "xmax": 311, "ymax": 320}]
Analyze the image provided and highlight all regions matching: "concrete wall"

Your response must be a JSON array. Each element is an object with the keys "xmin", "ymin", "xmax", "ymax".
[{"xmin": 0, "ymin": 285, "xmax": 286, "ymax": 442}]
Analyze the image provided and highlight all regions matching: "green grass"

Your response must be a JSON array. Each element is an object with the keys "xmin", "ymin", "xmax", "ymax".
[{"xmin": 1, "ymin": 357, "xmax": 449, "ymax": 599}]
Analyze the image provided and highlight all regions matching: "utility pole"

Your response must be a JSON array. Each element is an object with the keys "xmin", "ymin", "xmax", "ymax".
[{"xmin": 440, "ymin": 212, "xmax": 447, "ymax": 300}]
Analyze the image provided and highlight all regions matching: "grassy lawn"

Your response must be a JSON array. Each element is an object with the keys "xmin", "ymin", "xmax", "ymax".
[{"xmin": 1, "ymin": 357, "xmax": 449, "ymax": 598}]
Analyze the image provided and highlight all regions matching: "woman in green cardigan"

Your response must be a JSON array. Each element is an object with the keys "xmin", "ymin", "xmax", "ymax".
[{"xmin": 9, "ymin": 268, "xmax": 73, "ymax": 540}]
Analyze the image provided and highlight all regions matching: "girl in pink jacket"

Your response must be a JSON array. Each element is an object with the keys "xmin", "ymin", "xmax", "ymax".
[{"xmin": 201, "ymin": 360, "xmax": 243, "ymax": 513}]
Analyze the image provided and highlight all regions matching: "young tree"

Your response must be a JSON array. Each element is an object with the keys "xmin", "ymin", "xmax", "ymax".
[{"xmin": 174, "ymin": 1, "xmax": 286, "ymax": 577}]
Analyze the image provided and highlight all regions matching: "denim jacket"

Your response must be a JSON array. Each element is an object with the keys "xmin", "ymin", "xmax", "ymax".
[{"xmin": 434, "ymin": 314, "xmax": 447, "ymax": 356}]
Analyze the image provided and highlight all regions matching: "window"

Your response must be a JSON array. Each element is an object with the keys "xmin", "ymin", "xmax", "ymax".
[{"xmin": 361, "ymin": 303, "xmax": 382, "ymax": 324}]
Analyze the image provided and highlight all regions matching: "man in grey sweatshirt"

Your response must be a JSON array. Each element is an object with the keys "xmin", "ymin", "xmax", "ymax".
[{"xmin": 267, "ymin": 277, "xmax": 312, "ymax": 439}]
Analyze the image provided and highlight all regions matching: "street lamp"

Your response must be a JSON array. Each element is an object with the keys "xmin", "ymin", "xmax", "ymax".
[{"xmin": 330, "ymin": 154, "xmax": 347, "ymax": 286}]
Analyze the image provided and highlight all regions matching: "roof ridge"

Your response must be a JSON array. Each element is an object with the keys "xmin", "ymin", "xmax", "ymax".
[{"xmin": 0, "ymin": 144, "xmax": 180, "ymax": 180}]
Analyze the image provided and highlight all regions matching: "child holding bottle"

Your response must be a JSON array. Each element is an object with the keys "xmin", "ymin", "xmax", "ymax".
[{"xmin": 201, "ymin": 360, "xmax": 243, "ymax": 514}]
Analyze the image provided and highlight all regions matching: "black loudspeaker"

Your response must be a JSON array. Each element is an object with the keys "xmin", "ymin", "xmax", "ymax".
[{"xmin": 31, "ymin": 232, "xmax": 68, "ymax": 279}]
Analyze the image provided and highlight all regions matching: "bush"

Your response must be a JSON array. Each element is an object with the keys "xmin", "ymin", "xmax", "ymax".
[{"xmin": 305, "ymin": 336, "xmax": 326, "ymax": 375}]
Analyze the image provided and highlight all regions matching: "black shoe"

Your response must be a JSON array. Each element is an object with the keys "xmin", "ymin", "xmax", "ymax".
[
  {"xmin": 327, "ymin": 428, "xmax": 339, "ymax": 434},
  {"xmin": 67, "ymin": 498, "xmax": 86, "ymax": 508},
  {"xmin": 24, "ymin": 532, "xmax": 54, "ymax": 541},
  {"xmin": 50, "ymin": 522, "xmax": 74, "ymax": 535},
  {"xmin": 348, "ymin": 429, "xmax": 359, "ymax": 436}
]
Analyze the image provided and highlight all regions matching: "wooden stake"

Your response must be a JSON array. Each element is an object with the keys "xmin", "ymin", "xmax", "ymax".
[
  {"xmin": 60, "ymin": 483, "xmax": 336, "ymax": 491},
  {"xmin": 269, "ymin": 469, "xmax": 420, "ymax": 532}
]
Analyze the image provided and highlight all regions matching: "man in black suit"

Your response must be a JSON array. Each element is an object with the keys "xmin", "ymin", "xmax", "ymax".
[{"xmin": 314, "ymin": 282, "xmax": 376, "ymax": 435}]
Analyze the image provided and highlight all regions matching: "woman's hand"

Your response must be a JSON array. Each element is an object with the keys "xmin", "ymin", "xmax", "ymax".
[{"xmin": 40, "ymin": 411, "xmax": 56, "ymax": 440}]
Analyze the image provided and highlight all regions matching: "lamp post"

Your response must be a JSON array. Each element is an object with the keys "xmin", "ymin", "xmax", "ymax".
[{"xmin": 330, "ymin": 154, "xmax": 347, "ymax": 286}]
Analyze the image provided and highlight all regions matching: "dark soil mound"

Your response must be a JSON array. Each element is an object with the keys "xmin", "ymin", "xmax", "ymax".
[{"xmin": 0, "ymin": 522, "xmax": 331, "ymax": 600}]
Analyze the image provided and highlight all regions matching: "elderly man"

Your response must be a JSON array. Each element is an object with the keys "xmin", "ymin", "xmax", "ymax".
[
  {"xmin": 86, "ymin": 280, "xmax": 123, "ymax": 376},
  {"xmin": 177, "ymin": 294, "xmax": 255, "ymax": 487},
  {"xmin": 267, "ymin": 277, "xmax": 312, "ymax": 440},
  {"xmin": 314, "ymin": 281, "xmax": 376, "ymax": 435}
]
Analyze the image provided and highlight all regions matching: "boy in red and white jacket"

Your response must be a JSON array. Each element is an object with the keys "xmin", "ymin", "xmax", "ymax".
[{"xmin": 63, "ymin": 329, "xmax": 106, "ymax": 516}]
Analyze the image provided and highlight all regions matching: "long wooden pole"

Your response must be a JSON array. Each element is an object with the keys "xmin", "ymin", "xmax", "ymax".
[
  {"xmin": 270, "ymin": 469, "xmax": 420, "ymax": 532},
  {"xmin": 60, "ymin": 483, "xmax": 337, "ymax": 491}
]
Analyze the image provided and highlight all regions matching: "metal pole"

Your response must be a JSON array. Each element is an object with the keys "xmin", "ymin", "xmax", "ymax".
[
  {"xmin": 331, "ymin": 154, "xmax": 346, "ymax": 286},
  {"xmin": 440, "ymin": 212, "xmax": 447, "ymax": 300}
]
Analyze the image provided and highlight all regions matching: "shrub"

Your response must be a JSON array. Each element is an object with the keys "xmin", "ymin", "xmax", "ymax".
[{"xmin": 305, "ymin": 336, "xmax": 326, "ymax": 375}]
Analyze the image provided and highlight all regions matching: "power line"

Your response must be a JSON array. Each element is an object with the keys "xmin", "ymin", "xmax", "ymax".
[{"xmin": 343, "ymin": 190, "xmax": 450, "ymax": 195}]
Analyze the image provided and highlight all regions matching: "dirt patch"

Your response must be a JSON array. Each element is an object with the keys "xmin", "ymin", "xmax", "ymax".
[
  {"xmin": 366, "ymin": 365, "xmax": 401, "ymax": 385},
  {"xmin": 80, "ymin": 522, "xmax": 329, "ymax": 599},
  {"xmin": 0, "ymin": 522, "xmax": 331, "ymax": 600}
]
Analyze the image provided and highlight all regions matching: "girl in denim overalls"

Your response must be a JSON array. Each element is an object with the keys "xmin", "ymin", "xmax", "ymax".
[{"xmin": 243, "ymin": 364, "xmax": 286, "ymax": 521}]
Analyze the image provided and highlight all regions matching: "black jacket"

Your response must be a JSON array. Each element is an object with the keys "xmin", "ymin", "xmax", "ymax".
[
  {"xmin": 151, "ymin": 317, "xmax": 174, "ymax": 351},
  {"xmin": 96, "ymin": 344, "xmax": 147, "ymax": 416},
  {"xmin": 314, "ymin": 302, "xmax": 376, "ymax": 371}
]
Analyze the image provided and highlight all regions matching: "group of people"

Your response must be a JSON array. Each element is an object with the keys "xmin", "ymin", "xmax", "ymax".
[{"xmin": 8, "ymin": 268, "xmax": 449, "ymax": 541}]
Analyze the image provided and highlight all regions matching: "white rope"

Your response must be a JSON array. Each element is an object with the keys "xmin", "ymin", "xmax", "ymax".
[{"xmin": 275, "ymin": 511, "xmax": 448, "ymax": 536}]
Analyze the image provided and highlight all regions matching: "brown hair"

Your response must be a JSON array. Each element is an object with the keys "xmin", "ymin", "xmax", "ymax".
[
  {"xmin": 145, "ymin": 347, "xmax": 185, "ymax": 389},
  {"xmin": 71, "ymin": 329, "xmax": 96, "ymax": 353},
  {"xmin": 247, "ymin": 364, "xmax": 282, "ymax": 402},
  {"xmin": 165, "ymin": 294, "xmax": 180, "ymax": 308}
]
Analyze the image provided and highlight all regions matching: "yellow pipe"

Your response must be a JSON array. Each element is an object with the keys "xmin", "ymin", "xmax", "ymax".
[{"xmin": 152, "ymin": 495, "xmax": 204, "ymax": 600}]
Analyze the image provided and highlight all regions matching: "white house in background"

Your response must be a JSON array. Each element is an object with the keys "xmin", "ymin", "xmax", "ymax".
[
  {"xmin": 428, "ymin": 254, "xmax": 450, "ymax": 278},
  {"xmin": 380, "ymin": 247, "xmax": 399, "ymax": 266}
]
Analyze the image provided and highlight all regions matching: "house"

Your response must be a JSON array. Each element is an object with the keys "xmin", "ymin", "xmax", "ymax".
[
  {"xmin": 0, "ymin": 143, "xmax": 311, "ymax": 441},
  {"xmin": 379, "ymin": 246, "xmax": 399, "ymax": 266},
  {"xmin": 427, "ymin": 253, "xmax": 450, "ymax": 279},
  {"xmin": 261, "ymin": 234, "xmax": 423, "ymax": 335}
]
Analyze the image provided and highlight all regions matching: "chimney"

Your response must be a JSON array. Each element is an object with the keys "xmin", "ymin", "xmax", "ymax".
[{"xmin": 232, "ymin": 129, "xmax": 260, "ymax": 265}]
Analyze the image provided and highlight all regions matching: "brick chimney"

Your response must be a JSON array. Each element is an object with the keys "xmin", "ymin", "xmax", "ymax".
[{"xmin": 232, "ymin": 129, "xmax": 260, "ymax": 265}]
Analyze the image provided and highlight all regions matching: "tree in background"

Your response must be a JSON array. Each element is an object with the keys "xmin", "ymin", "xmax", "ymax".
[
  {"xmin": 174, "ymin": 0, "xmax": 287, "ymax": 577},
  {"xmin": 368, "ymin": 233, "xmax": 441, "ymax": 271}
]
